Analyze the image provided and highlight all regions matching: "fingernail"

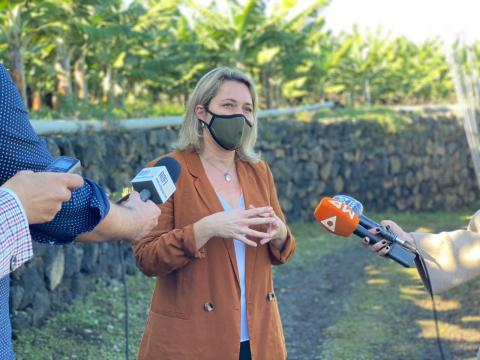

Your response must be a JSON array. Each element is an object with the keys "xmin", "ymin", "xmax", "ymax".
[
  {"xmin": 385, "ymin": 246, "xmax": 390, "ymax": 251},
  {"xmin": 381, "ymin": 240, "xmax": 387, "ymax": 245},
  {"xmin": 386, "ymin": 225, "xmax": 390, "ymax": 230},
  {"xmin": 365, "ymin": 237, "xmax": 369, "ymax": 242},
  {"xmin": 375, "ymin": 228, "xmax": 381, "ymax": 233}
]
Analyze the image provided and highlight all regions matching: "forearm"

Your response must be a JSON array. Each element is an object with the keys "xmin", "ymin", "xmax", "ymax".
[
  {"xmin": 271, "ymin": 221, "xmax": 288, "ymax": 251},
  {"xmin": 269, "ymin": 225, "xmax": 295, "ymax": 265},
  {"xmin": 76, "ymin": 201, "xmax": 135, "ymax": 242},
  {"xmin": 264, "ymin": 162, "xmax": 296, "ymax": 264},
  {"xmin": 192, "ymin": 216, "xmax": 215, "ymax": 250},
  {"xmin": 134, "ymin": 224, "xmax": 206, "ymax": 276},
  {"xmin": 411, "ymin": 229, "xmax": 480, "ymax": 294}
]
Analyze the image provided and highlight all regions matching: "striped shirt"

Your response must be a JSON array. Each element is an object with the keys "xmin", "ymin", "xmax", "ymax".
[{"xmin": 0, "ymin": 189, "xmax": 32, "ymax": 278}]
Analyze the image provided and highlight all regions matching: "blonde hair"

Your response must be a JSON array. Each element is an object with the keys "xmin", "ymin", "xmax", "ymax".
[{"xmin": 175, "ymin": 67, "xmax": 261, "ymax": 163}]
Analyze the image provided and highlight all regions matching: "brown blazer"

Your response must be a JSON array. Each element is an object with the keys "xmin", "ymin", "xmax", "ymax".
[
  {"xmin": 411, "ymin": 210, "xmax": 480, "ymax": 294},
  {"xmin": 133, "ymin": 150, "xmax": 296, "ymax": 360}
]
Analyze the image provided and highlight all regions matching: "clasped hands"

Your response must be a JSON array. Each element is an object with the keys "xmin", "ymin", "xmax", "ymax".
[{"xmin": 204, "ymin": 205, "xmax": 287, "ymax": 249}]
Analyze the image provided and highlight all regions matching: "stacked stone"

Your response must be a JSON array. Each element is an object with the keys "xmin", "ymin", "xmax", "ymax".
[{"xmin": 11, "ymin": 111, "xmax": 479, "ymax": 330}]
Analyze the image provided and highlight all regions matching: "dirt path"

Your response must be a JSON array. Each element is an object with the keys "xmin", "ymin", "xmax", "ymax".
[{"xmin": 274, "ymin": 244, "xmax": 453, "ymax": 360}]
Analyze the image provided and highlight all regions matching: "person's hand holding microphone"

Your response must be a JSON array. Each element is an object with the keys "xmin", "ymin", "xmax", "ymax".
[
  {"xmin": 116, "ymin": 190, "xmax": 161, "ymax": 242},
  {"xmin": 363, "ymin": 220, "xmax": 416, "ymax": 257}
]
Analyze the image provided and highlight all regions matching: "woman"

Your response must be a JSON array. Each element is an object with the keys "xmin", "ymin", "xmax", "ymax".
[
  {"xmin": 363, "ymin": 211, "xmax": 480, "ymax": 294},
  {"xmin": 134, "ymin": 67, "xmax": 296, "ymax": 360}
]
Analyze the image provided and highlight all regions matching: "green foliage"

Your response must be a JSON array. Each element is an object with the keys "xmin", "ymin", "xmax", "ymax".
[
  {"xmin": 29, "ymin": 97, "xmax": 184, "ymax": 120},
  {"xmin": 0, "ymin": 0, "xmax": 478, "ymax": 115},
  {"xmin": 313, "ymin": 106, "xmax": 417, "ymax": 133}
]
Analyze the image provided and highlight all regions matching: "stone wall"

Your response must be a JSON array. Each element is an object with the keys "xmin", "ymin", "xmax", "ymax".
[
  {"xmin": 259, "ymin": 112, "xmax": 478, "ymax": 220},
  {"xmin": 10, "ymin": 111, "xmax": 480, "ymax": 330}
]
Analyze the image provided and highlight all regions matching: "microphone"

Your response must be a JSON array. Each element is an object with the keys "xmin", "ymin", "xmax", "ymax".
[
  {"xmin": 314, "ymin": 197, "xmax": 416, "ymax": 267},
  {"xmin": 332, "ymin": 194, "xmax": 364, "ymax": 215},
  {"xmin": 333, "ymin": 195, "xmax": 418, "ymax": 254},
  {"xmin": 130, "ymin": 157, "xmax": 181, "ymax": 204}
]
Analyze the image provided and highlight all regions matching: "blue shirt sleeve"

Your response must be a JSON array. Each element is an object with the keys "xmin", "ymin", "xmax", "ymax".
[{"xmin": 0, "ymin": 64, "xmax": 110, "ymax": 244}]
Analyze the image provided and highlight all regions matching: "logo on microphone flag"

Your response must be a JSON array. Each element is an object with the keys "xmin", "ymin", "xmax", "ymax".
[
  {"xmin": 314, "ymin": 197, "xmax": 360, "ymax": 237},
  {"xmin": 329, "ymin": 200, "xmax": 343, "ymax": 209},
  {"xmin": 320, "ymin": 216, "xmax": 337, "ymax": 232}
]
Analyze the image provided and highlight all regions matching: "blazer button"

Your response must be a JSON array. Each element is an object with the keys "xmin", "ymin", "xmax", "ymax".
[
  {"xmin": 267, "ymin": 292, "xmax": 275, "ymax": 301},
  {"xmin": 204, "ymin": 302, "xmax": 214, "ymax": 312}
]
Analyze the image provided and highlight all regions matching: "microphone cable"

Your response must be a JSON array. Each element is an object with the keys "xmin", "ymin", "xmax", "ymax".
[
  {"xmin": 116, "ymin": 241, "xmax": 130, "ymax": 360},
  {"xmin": 115, "ymin": 191, "xmax": 132, "ymax": 360},
  {"xmin": 414, "ymin": 254, "xmax": 446, "ymax": 360},
  {"xmin": 113, "ymin": 157, "xmax": 180, "ymax": 360}
]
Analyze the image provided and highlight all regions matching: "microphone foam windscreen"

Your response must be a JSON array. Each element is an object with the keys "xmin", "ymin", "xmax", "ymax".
[
  {"xmin": 153, "ymin": 157, "xmax": 181, "ymax": 183},
  {"xmin": 313, "ymin": 197, "xmax": 359, "ymax": 237}
]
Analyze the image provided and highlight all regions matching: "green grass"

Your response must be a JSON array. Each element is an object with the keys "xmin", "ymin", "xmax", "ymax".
[
  {"xmin": 14, "ymin": 272, "xmax": 155, "ymax": 359},
  {"xmin": 301, "ymin": 210, "xmax": 477, "ymax": 359},
  {"xmin": 312, "ymin": 106, "xmax": 425, "ymax": 133},
  {"xmin": 13, "ymin": 210, "xmax": 478, "ymax": 359}
]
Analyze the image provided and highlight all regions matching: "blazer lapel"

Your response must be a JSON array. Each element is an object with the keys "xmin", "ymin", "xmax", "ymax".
[
  {"xmin": 185, "ymin": 151, "xmax": 223, "ymax": 215},
  {"xmin": 184, "ymin": 151, "xmax": 240, "ymax": 286},
  {"xmin": 236, "ymin": 158, "xmax": 259, "ymax": 299}
]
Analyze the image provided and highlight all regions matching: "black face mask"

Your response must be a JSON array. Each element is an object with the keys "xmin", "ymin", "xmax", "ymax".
[{"xmin": 199, "ymin": 108, "xmax": 252, "ymax": 151}]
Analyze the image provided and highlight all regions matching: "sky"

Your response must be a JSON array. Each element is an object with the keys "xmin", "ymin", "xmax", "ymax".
[
  {"xmin": 125, "ymin": 0, "xmax": 480, "ymax": 44},
  {"xmin": 321, "ymin": 0, "xmax": 480, "ymax": 44}
]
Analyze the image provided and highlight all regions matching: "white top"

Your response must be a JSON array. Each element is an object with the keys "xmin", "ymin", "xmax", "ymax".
[{"xmin": 216, "ymin": 193, "xmax": 249, "ymax": 342}]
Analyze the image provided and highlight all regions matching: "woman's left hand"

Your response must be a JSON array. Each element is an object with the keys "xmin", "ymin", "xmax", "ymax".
[{"xmin": 248, "ymin": 205, "xmax": 287, "ymax": 249}]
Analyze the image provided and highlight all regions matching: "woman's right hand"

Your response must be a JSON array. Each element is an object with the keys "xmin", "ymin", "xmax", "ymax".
[
  {"xmin": 362, "ymin": 220, "xmax": 415, "ymax": 256},
  {"xmin": 195, "ymin": 206, "xmax": 276, "ymax": 247}
]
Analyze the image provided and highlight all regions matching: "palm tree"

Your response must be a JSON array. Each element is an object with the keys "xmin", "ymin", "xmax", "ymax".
[
  {"xmin": 183, "ymin": 0, "xmax": 328, "ymax": 107},
  {"xmin": 0, "ymin": 1, "xmax": 32, "ymax": 106}
]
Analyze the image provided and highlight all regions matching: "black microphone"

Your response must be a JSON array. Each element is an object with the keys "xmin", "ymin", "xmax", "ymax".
[
  {"xmin": 125, "ymin": 157, "xmax": 181, "ymax": 204},
  {"xmin": 334, "ymin": 195, "xmax": 418, "ymax": 254}
]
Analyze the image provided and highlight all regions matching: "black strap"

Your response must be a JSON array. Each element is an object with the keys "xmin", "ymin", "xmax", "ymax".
[
  {"xmin": 414, "ymin": 254, "xmax": 446, "ymax": 360},
  {"xmin": 117, "ymin": 242, "xmax": 130, "ymax": 360},
  {"xmin": 414, "ymin": 254, "xmax": 433, "ymax": 295}
]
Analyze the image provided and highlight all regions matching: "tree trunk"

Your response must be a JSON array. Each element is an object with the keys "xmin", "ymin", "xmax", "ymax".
[
  {"xmin": 133, "ymin": 82, "xmax": 144, "ymax": 97},
  {"xmin": 9, "ymin": 45, "xmax": 27, "ymax": 108},
  {"xmin": 364, "ymin": 77, "xmax": 371, "ymax": 106},
  {"xmin": 74, "ymin": 54, "xmax": 89, "ymax": 103},
  {"xmin": 32, "ymin": 90, "xmax": 41, "ymax": 111},
  {"xmin": 55, "ymin": 40, "xmax": 72, "ymax": 99},
  {"xmin": 274, "ymin": 79, "xmax": 281, "ymax": 108},
  {"xmin": 182, "ymin": 87, "xmax": 189, "ymax": 107},
  {"xmin": 262, "ymin": 68, "xmax": 272, "ymax": 109},
  {"xmin": 102, "ymin": 66, "xmax": 115, "ymax": 105},
  {"xmin": 117, "ymin": 76, "xmax": 125, "ymax": 108},
  {"xmin": 348, "ymin": 86, "xmax": 355, "ymax": 107}
]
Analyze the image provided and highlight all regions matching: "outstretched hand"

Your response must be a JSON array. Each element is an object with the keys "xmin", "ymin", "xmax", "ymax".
[{"xmin": 362, "ymin": 220, "xmax": 415, "ymax": 256}]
